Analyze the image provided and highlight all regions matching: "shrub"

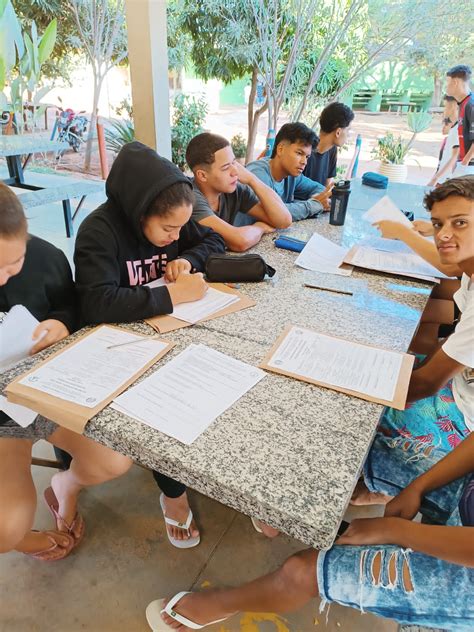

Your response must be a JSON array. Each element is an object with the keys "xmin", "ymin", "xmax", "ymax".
[
  {"xmin": 171, "ymin": 93, "xmax": 208, "ymax": 171},
  {"xmin": 231, "ymin": 133, "xmax": 247, "ymax": 159}
]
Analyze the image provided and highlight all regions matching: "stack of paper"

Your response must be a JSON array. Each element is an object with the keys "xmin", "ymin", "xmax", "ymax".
[
  {"xmin": 113, "ymin": 344, "xmax": 266, "ymax": 445},
  {"xmin": 17, "ymin": 326, "xmax": 170, "ymax": 408},
  {"xmin": 260, "ymin": 325, "xmax": 413, "ymax": 409},
  {"xmin": 146, "ymin": 277, "xmax": 239, "ymax": 324},
  {"xmin": 362, "ymin": 196, "xmax": 413, "ymax": 228},
  {"xmin": 346, "ymin": 246, "xmax": 444, "ymax": 282},
  {"xmin": 0, "ymin": 305, "xmax": 39, "ymax": 371},
  {"xmin": 295, "ymin": 233, "xmax": 352, "ymax": 276}
]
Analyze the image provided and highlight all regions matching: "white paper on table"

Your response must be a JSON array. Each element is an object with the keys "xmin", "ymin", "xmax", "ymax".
[
  {"xmin": 18, "ymin": 326, "xmax": 169, "ymax": 408},
  {"xmin": 359, "ymin": 236, "xmax": 413, "ymax": 254},
  {"xmin": 295, "ymin": 233, "xmax": 353, "ymax": 276},
  {"xmin": 112, "ymin": 343, "xmax": 266, "ymax": 445},
  {"xmin": 0, "ymin": 395, "xmax": 37, "ymax": 427},
  {"xmin": 350, "ymin": 246, "xmax": 444, "ymax": 281},
  {"xmin": 0, "ymin": 305, "xmax": 40, "ymax": 371},
  {"xmin": 146, "ymin": 277, "xmax": 239, "ymax": 324},
  {"xmin": 362, "ymin": 196, "xmax": 413, "ymax": 228},
  {"xmin": 267, "ymin": 326, "xmax": 403, "ymax": 402}
]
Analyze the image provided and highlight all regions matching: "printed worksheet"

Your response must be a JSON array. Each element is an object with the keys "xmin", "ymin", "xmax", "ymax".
[
  {"xmin": 18, "ymin": 326, "xmax": 169, "ymax": 408},
  {"xmin": 362, "ymin": 196, "xmax": 413, "ymax": 228},
  {"xmin": 113, "ymin": 344, "xmax": 266, "ymax": 444},
  {"xmin": 266, "ymin": 326, "xmax": 403, "ymax": 402},
  {"xmin": 146, "ymin": 278, "xmax": 239, "ymax": 323},
  {"xmin": 350, "ymin": 246, "xmax": 443, "ymax": 280},
  {"xmin": 0, "ymin": 395, "xmax": 37, "ymax": 428},
  {"xmin": 295, "ymin": 233, "xmax": 352, "ymax": 276},
  {"xmin": 0, "ymin": 305, "xmax": 40, "ymax": 370}
]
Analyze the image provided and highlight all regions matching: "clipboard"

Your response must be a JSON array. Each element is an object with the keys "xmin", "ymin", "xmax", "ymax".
[
  {"xmin": 5, "ymin": 325, "xmax": 173, "ymax": 434},
  {"xmin": 259, "ymin": 324, "xmax": 415, "ymax": 410},
  {"xmin": 343, "ymin": 245, "xmax": 438, "ymax": 283},
  {"xmin": 146, "ymin": 283, "xmax": 256, "ymax": 333}
]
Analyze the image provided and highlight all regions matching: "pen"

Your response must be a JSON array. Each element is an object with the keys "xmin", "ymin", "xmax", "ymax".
[
  {"xmin": 303, "ymin": 283, "xmax": 353, "ymax": 296},
  {"xmin": 107, "ymin": 334, "xmax": 161, "ymax": 350}
]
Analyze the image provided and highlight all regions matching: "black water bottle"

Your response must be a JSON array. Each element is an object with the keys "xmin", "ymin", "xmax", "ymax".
[{"xmin": 329, "ymin": 180, "xmax": 351, "ymax": 226}]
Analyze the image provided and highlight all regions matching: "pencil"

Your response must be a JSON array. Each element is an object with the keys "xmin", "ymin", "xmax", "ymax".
[
  {"xmin": 303, "ymin": 283, "xmax": 353, "ymax": 296},
  {"xmin": 107, "ymin": 334, "xmax": 161, "ymax": 349}
]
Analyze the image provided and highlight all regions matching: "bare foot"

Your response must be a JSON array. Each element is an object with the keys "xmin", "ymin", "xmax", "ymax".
[
  {"xmin": 162, "ymin": 493, "xmax": 199, "ymax": 542},
  {"xmin": 16, "ymin": 530, "xmax": 72, "ymax": 560},
  {"xmin": 50, "ymin": 471, "xmax": 80, "ymax": 530},
  {"xmin": 350, "ymin": 480, "xmax": 393, "ymax": 506},
  {"xmin": 253, "ymin": 519, "xmax": 280, "ymax": 538},
  {"xmin": 161, "ymin": 591, "xmax": 234, "ymax": 630}
]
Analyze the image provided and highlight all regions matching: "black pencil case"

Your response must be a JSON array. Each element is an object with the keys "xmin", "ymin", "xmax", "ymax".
[{"xmin": 205, "ymin": 253, "xmax": 276, "ymax": 282}]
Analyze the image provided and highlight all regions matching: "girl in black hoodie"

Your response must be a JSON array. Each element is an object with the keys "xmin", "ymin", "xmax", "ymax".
[
  {"xmin": 74, "ymin": 142, "xmax": 226, "ymax": 547},
  {"xmin": 0, "ymin": 183, "xmax": 132, "ymax": 561}
]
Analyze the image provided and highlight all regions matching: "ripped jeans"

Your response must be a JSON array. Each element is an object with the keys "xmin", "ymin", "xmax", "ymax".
[{"xmin": 317, "ymin": 537, "xmax": 474, "ymax": 630}]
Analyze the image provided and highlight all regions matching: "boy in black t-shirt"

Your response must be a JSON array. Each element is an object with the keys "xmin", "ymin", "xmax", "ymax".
[
  {"xmin": 446, "ymin": 64, "xmax": 474, "ymax": 175},
  {"xmin": 303, "ymin": 102, "xmax": 355, "ymax": 186}
]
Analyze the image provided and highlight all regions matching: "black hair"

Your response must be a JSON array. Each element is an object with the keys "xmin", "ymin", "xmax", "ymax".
[
  {"xmin": 271, "ymin": 123, "xmax": 318, "ymax": 158},
  {"xmin": 424, "ymin": 176, "xmax": 474, "ymax": 211},
  {"xmin": 319, "ymin": 102, "xmax": 355, "ymax": 134},
  {"xmin": 145, "ymin": 181, "xmax": 195, "ymax": 218},
  {"xmin": 0, "ymin": 182, "xmax": 28, "ymax": 238},
  {"xmin": 185, "ymin": 133, "xmax": 230, "ymax": 171},
  {"xmin": 446, "ymin": 65, "xmax": 472, "ymax": 81}
]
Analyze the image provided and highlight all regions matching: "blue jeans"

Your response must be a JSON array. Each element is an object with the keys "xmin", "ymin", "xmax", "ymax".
[{"xmin": 317, "ymin": 479, "xmax": 474, "ymax": 629}]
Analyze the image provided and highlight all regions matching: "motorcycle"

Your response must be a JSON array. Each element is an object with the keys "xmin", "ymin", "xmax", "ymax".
[{"xmin": 53, "ymin": 98, "xmax": 88, "ymax": 156}]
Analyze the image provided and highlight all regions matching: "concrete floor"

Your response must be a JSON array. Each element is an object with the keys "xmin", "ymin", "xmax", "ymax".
[
  {"xmin": 0, "ymin": 169, "xmax": 399, "ymax": 632},
  {"xmin": 0, "ymin": 442, "xmax": 397, "ymax": 632}
]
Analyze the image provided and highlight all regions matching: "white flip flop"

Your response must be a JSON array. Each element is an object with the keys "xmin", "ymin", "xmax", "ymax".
[
  {"xmin": 159, "ymin": 494, "xmax": 200, "ymax": 549},
  {"xmin": 250, "ymin": 517, "xmax": 263, "ymax": 533},
  {"xmin": 146, "ymin": 592, "xmax": 228, "ymax": 631}
]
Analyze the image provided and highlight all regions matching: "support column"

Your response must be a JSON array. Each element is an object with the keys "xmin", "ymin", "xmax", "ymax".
[{"xmin": 125, "ymin": 0, "xmax": 172, "ymax": 158}]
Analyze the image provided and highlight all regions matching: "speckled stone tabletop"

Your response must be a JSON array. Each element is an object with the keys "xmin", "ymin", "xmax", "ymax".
[{"xmin": 1, "ymin": 180, "xmax": 435, "ymax": 549}]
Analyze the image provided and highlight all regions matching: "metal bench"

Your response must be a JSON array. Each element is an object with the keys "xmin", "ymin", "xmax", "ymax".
[{"xmin": 17, "ymin": 179, "xmax": 104, "ymax": 237}]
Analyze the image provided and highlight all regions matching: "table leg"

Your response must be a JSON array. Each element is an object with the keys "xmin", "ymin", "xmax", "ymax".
[
  {"xmin": 6, "ymin": 155, "xmax": 24, "ymax": 184},
  {"xmin": 62, "ymin": 199, "xmax": 74, "ymax": 237}
]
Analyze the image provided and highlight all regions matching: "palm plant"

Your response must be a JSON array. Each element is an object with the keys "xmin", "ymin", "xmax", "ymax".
[{"xmin": 104, "ymin": 119, "xmax": 135, "ymax": 154}]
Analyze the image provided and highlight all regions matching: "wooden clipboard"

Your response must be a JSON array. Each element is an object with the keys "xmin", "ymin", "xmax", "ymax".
[
  {"xmin": 5, "ymin": 325, "xmax": 174, "ymax": 434},
  {"xmin": 146, "ymin": 283, "xmax": 256, "ymax": 333},
  {"xmin": 259, "ymin": 324, "xmax": 415, "ymax": 410},
  {"xmin": 343, "ymin": 245, "xmax": 438, "ymax": 283}
]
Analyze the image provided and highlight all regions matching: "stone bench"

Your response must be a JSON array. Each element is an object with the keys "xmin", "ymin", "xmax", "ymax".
[{"xmin": 16, "ymin": 179, "xmax": 104, "ymax": 237}]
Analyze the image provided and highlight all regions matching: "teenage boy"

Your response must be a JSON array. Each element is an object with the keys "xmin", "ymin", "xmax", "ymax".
[
  {"xmin": 186, "ymin": 133, "xmax": 292, "ymax": 252},
  {"xmin": 445, "ymin": 64, "xmax": 474, "ymax": 175},
  {"xmin": 147, "ymin": 176, "xmax": 474, "ymax": 632},
  {"xmin": 303, "ymin": 102, "xmax": 354, "ymax": 186},
  {"xmin": 428, "ymin": 95, "xmax": 459, "ymax": 186},
  {"xmin": 247, "ymin": 122, "xmax": 333, "ymax": 221}
]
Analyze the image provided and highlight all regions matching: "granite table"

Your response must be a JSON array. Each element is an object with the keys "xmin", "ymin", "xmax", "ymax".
[
  {"xmin": 0, "ymin": 135, "xmax": 67, "ymax": 188},
  {"xmin": 1, "ymin": 180, "xmax": 436, "ymax": 549}
]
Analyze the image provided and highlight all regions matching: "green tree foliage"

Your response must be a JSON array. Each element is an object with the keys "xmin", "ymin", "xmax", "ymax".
[{"xmin": 171, "ymin": 93, "xmax": 208, "ymax": 170}]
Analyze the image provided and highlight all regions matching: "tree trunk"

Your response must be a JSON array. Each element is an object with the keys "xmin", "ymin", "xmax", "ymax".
[
  {"xmin": 85, "ymin": 73, "xmax": 102, "ymax": 171},
  {"xmin": 246, "ymin": 100, "xmax": 269, "ymax": 162},
  {"xmin": 432, "ymin": 72, "xmax": 442, "ymax": 107}
]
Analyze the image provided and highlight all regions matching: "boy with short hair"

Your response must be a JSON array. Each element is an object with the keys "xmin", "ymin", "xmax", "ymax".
[
  {"xmin": 428, "ymin": 95, "xmax": 459, "ymax": 186},
  {"xmin": 445, "ymin": 64, "xmax": 474, "ymax": 175},
  {"xmin": 246, "ymin": 122, "xmax": 333, "ymax": 220},
  {"xmin": 303, "ymin": 102, "xmax": 354, "ymax": 186},
  {"xmin": 186, "ymin": 133, "xmax": 292, "ymax": 252}
]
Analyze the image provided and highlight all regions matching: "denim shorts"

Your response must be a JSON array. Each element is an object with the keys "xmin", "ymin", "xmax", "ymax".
[
  {"xmin": 0, "ymin": 414, "xmax": 58, "ymax": 442},
  {"xmin": 317, "ymin": 542, "xmax": 474, "ymax": 630}
]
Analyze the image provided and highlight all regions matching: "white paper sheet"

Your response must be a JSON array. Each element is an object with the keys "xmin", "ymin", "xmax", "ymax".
[
  {"xmin": 349, "ymin": 246, "xmax": 444, "ymax": 281},
  {"xmin": 18, "ymin": 326, "xmax": 169, "ymax": 408},
  {"xmin": 362, "ymin": 196, "xmax": 413, "ymax": 228},
  {"xmin": 0, "ymin": 305, "xmax": 40, "ymax": 371},
  {"xmin": 112, "ymin": 344, "xmax": 266, "ymax": 445},
  {"xmin": 0, "ymin": 395, "xmax": 37, "ymax": 428},
  {"xmin": 267, "ymin": 326, "xmax": 403, "ymax": 402},
  {"xmin": 359, "ymin": 236, "xmax": 413, "ymax": 254},
  {"xmin": 295, "ymin": 233, "xmax": 353, "ymax": 276},
  {"xmin": 146, "ymin": 277, "xmax": 239, "ymax": 324}
]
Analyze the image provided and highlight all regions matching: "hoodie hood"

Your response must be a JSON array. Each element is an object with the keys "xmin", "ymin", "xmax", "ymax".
[{"xmin": 105, "ymin": 141, "xmax": 192, "ymax": 240}]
